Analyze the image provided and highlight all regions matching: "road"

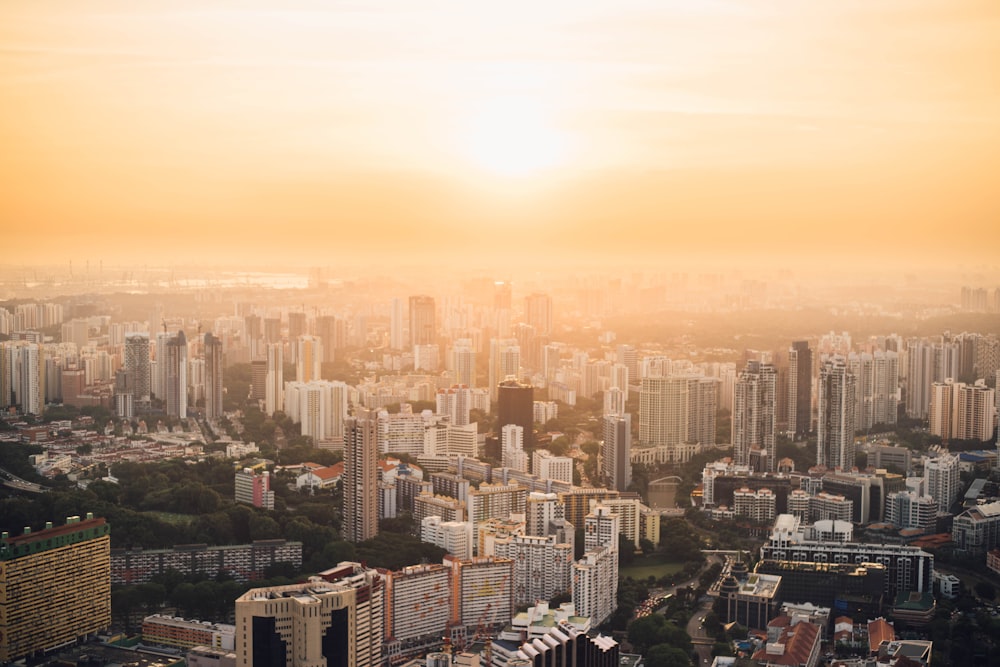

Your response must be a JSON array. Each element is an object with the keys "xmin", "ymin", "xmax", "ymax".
[{"xmin": 0, "ymin": 466, "xmax": 47, "ymax": 494}]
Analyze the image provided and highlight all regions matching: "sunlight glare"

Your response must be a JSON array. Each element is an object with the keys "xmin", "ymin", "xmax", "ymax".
[{"xmin": 459, "ymin": 96, "xmax": 569, "ymax": 177}]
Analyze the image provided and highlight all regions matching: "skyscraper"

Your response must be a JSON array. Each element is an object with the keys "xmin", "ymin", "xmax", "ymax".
[
  {"xmin": 638, "ymin": 375, "xmax": 689, "ymax": 450},
  {"xmin": 497, "ymin": 379, "xmax": 534, "ymax": 449},
  {"xmin": 489, "ymin": 338, "xmax": 521, "ymax": 401},
  {"xmin": 164, "ymin": 330, "xmax": 188, "ymax": 418},
  {"xmin": 602, "ymin": 413, "xmax": 632, "ymax": 491},
  {"xmin": 203, "ymin": 332, "xmax": 224, "ymax": 420},
  {"xmin": 296, "ymin": 335, "xmax": 322, "ymax": 383},
  {"xmin": 344, "ymin": 410, "xmax": 379, "ymax": 543},
  {"xmin": 408, "ymin": 295, "xmax": 436, "ymax": 347},
  {"xmin": 390, "ymin": 297, "xmax": 404, "ymax": 350},
  {"xmin": 524, "ymin": 292, "xmax": 553, "ymax": 336},
  {"xmin": 788, "ymin": 340, "xmax": 812, "ymax": 437},
  {"xmin": 124, "ymin": 333, "xmax": 151, "ymax": 405},
  {"xmin": 451, "ymin": 339, "xmax": 476, "ymax": 387},
  {"xmin": 817, "ymin": 357, "xmax": 857, "ymax": 471},
  {"xmin": 732, "ymin": 360, "xmax": 776, "ymax": 472},
  {"xmin": 265, "ymin": 342, "xmax": 284, "ymax": 416}
]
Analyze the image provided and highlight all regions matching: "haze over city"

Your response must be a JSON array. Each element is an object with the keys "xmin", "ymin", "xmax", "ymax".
[{"xmin": 3, "ymin": 0, "xmax": 999, "ymax": 268}]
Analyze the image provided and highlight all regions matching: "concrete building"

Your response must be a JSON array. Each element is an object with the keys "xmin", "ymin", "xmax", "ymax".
[
  {"xmin": 142, "ymin": 615, "xmax": 235, "ymax": 650},
  {"xmin": 448, "ymin": 556, "xmax": 514, "ymax": 631},
  {"xmin": 923, "ymin": 453, "xmax": 960, "ymax": 514},
  {"xmin": 344, "ymin": 411, "xmax": 380, "ymax": 543},
  {"xmin": 788, "ymin": 341, "xmax": 813, "ymax": 437},
  {"xmin": 203, "ymin": 332, "xmax": 224, "ymax": 421},
  {"xmin": 733, "ymin": 360, "xmax": 777, "ymax": 472},
  {"xmin": 497, "ymin": 379, "xmax": 534, "ymax": 449},
  {"xmin": 952, "ymin": 500, "xmax": 1000, "ymax": 553},
  {"xmin": 264, "ymin": 342, "xmax": 284, "ymax": 415},
  {"xmin": 601, "ymin": 413, "xmax": 632, "ymax": 492},
  {"xmin": 494, "ymin": 532, "xmax": 574, "ymax": 608},
  {"xmin": 532, "ymin": 449, "xmax": 573, "ymax": 485},
  {"xmin": 112, "ymin": 540, "xmax": 302, "ymax": 585},
  {"xmin": 0, "ymin": 515, "xmax": 111, "ymax": 664},
  {"xmin": 235, "ymin": 575, "xmax": 383, "ymax": 667},
  {"xmin": 421, "ymin": 516, "xmax": 474, "ymax": 560},
  {"xmin": 234, "ymin": 468, "xmax": 274, "ymax": 510},
  {"xmin": 817, "ymin": 357, "xmax": 856, "ymax": 471},
  {"xmin": 468, "ymin": 482, "xmax": 528, "ymax": 524},
  {"xmin": 386, "ymin": 563, "xmax": 452, "ymax": 645}
]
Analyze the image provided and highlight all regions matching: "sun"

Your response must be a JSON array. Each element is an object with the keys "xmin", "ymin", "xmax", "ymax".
[{"xmin": 458, "ymin": 96, "xmax": 569, "ymax": 177}]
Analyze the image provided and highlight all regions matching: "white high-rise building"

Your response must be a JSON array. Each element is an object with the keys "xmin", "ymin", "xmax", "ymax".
[
  {"xmin": 285, "ymin": 380, "xmax": 350, "ymax": 445},
  {"xmin": 502, "ymin": 424, "xmax": 527, "ymax": 473},
  {"xmin": 452, "ymin": 339, "xmax": 476, "ymax": 387},
  {"xmin": 390, "ymin": 297, "xmax": 404, "ymax": 350},
  {"xmin": 732, "ymin": 360, "xmax": 776, "ymax": 471},
  {"xmin": 924, "ymin": 453, "xmax": 960, "ymax": 514},
  {"xmin": 574, "ymin": 507, "xmax": 619, "ymax": 627},
  {"xmin": 532, "ymin": 450, "xmax": 573, "ymax": 485},
  {"xmin": 584, "ymin": 505, "xmax": 620, "ymax": 552},
  {"xmin": 421, "ymin": 516, "xmax": 474, "ymax": 560},
  {"xmin": 494, "ymin": 534, "xmax": 574, "ymax": 607},
  {"xmin": 436, "ymin": 385, "xmax": 471, "ymax": 426}
]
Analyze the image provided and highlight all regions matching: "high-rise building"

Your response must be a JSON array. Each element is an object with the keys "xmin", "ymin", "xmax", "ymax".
[
  {"xmin": 164, "ymin": 330, "xmax": 188, "ymax": 418},
  {"xmin": 0, "ymin": 515, "xmax": 111, "ymax": 664},
  {"xmin": 386, "ymin": 563, "xmax": 451, "ymax": 644},
  {"xmin": 315, "ymin": 315, "xmax": 346, "ymax": 362},
  {"xmin": 204, "ymin": 332, "xmax": 224, "ymax": 421},
  {"xmin": 408, "ymin": 295, "xmax": 436, "ymax": 347},
  {"xmin": 524, "ymin": 293, "xmax": 553, "ymax": 336},
  {"xmin": 448, "ymin": 556, "xmax": 514, "ymax": 632},
  {"xmin": 924, "ymin": 453, "xmax": 960, "ymax": 514},
  {"xmin": 451, "ymin": 339, "xmax": 476, "ymax": 387},
  {"xmin": 390, "ymin": 297, "xmax": 404, "ymax": 350},
  {"xmin": 533, "ymin": 450, "xmax": 573, "ymax": 485},
  {"xmin": 639, "ymin": 375, "xmax": 689, "ymax": 449},
  {"xmin": 344, "ymin": 411, "xmax": 379, "ymax": 543},
  {"xmin": 0, "ymin": 341, "xmax": 44, "ymax": 415},
  {"xmin": 817, "ymin": 357, "xmax": 857, "ymax": 471},
  {"xmin": 489, "ymin": 338, "xmax": 521, "ymax": 401},
  {"xmin": 687, "ymin": 376, "xmax": 718, "ymax": 446},
  {"xmin": 265, "ymin": 343, "xmax": 284, "ymax": 416},
  {"xmin": 494, "ymin": 534, "xmax": 574, "ymax": 607},
  {"xmin": 788, "ymin": 341, "xmax": 813, "ymax": 436},
  {"xmin": 295, "ymin": 335, "xmax": 322, "ymax": 383},
  {"xmin": 574, "ymin": 507, "xmax": 620, "ymax": 626},
  {"xmin": 502, "ymin": 424, "xmax": 527, "ymax": 472},
  {"xmin": 497, "ymin": 379, "xmax": 534, "ymax": 449},
  {"xmin": 602, "ymin": 413, "xmax": 632, "ymax": 491},
  {"xmin": 284, "ymin": 380, "xmax": 350, "ymax": 446},
  {"xmin": 436, "ymin": 385, "xmax": 471, "ymax": 426},
  {"xmin": 848, "ymin": 351, "xmax": 900, "ymax": 431},
  {"xmin": 733, "ymin": 360, "xmax": 777, "ymax": 472},
  {"xmin": 235, "ymin": 576, "xmax": 383, "ymax": 667}
]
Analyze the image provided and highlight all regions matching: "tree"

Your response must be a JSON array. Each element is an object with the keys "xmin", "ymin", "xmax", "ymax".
[
  {"xmin": 974, "ymin": 581, "xmax": 995, "ymax": 601},
  {"xmin": 646, "ymin": 645, "xmax": 692, "ymax": 667}
]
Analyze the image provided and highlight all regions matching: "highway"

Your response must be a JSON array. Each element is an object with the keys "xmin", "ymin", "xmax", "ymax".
[{"xmin": 0, "ymin": 466, "xmax": 47, "ymax": 494}]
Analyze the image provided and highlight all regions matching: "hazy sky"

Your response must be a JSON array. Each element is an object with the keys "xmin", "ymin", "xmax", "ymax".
[{"xmin": 2, "ymin": 0, "xmax": 998, "ymax": 268}]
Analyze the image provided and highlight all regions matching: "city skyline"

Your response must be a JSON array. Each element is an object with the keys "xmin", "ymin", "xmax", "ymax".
[{"xmin": 2, "ymin": 0, "xmax": 999, "ymax": 268}]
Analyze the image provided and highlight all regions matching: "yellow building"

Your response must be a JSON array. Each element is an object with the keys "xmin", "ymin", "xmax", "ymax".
[{"xmin": 0, "ymin": 514, "xmax": 111, "ymax": 663}]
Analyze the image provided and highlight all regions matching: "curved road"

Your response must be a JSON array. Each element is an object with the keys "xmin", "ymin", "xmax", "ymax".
[{"xmin": 0, "ymin": 466, "xmax": 47, "ymax": 493}]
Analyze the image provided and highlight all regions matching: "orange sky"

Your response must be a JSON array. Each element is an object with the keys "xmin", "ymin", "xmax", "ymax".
[{"xmin": 1, "ymin": 0, "xmax": 998, "ymax": 269}]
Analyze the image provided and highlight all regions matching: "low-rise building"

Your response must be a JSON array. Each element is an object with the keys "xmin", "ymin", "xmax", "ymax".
[{"xmin": 142, "ymin": 615, "xmax": 235, "ymax": 650}]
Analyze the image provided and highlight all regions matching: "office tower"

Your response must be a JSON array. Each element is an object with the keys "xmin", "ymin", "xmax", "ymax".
[
  {"xmin": 436, "ymin": 385, "xmax": 471, "ymax": 426},
  {"xmin": 390, "ymin": 297, "xmax": 404, "ymax": 350},
  {"xmin": 489, "ymin": 338, "xmax": 521, "ymax": 401},
  {"xmin": 0, "ymin": 515, "xmax": 111, "ymax": 664},
  {"xmin": 448, "ymin": 556, "xmax": 514, "ymax": 631},
  {"xmin": 924, "ymin": 453, "xmax": 960, "ymax": 514},
  {"xmin": 817, "ymin": 357, "xmax": 857, "ymax": 470},
  {"xmin": 602, "ymin": 413, "xmax": 632, "ymax": 491},
  {"xmin": 344, "ymin": 411, "xmax": 379, "ymax": 543},
  {"xmin": 265, "ymin": 343, "xmax": 284, "ymax": 415},
  {"xmin": 524, "ymin": 292, "xmax": 553, "ymax": 336},
  {"xmin": 788, "ymin": 341, "xmax": 813, "ymax": 436},
  {"xmin": 296, "ymin": 335, "xmax": 322, "ymax": 383},
  {"xmin": 314, "ymin": 562, "xmax": 384, "ymax": 667},
  {"xmin": 204, "ymin": 332, "xmax": 224, "ymax": 420},
  {"xmin": 733, "ymin": 360, "xmax": 777, "ymax": 472},
  {"xmin": 386, "ymin": 563, "xmax": 452, "ymax": 645},
  {"xmin": 497, "ymin": 379, "xmax": 533, "ymax": 449},
  {"xmin": 234, "ymin": 468, "xmax": 275, "ymax": 510},
  {"xmin": 408, "ymin": 295, "xmax": 436, "ymax": 346},
  {"xmin": 235, "ymin": 578, "xmax": 380, "ymax": 667},
  {"xmin": 124, "ymin": 333, "xmax": 151, "ymax": 406},
  {"xmin": 451, "ymin": 339, "xmax": 476, "ymax": 387},
  {"xmin": 164, "ymin": 330, "xmax": 188, "ymax": 418}
]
